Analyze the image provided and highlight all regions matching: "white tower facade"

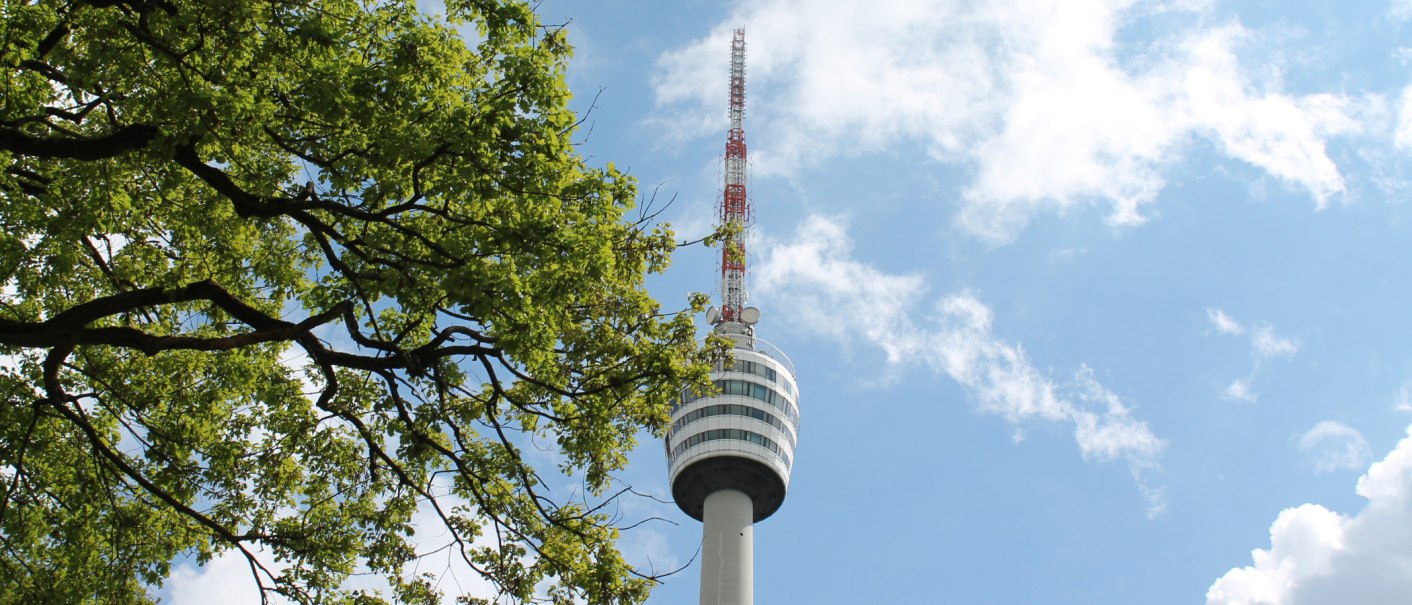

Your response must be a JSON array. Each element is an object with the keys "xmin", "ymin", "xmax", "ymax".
[
  {"xmin": 666, "ymin": 326, "xmax": 799, "ymax": 605},
  {"xmin": 665, "ymin": 29, "xmax": 801, "ymax": 605}
]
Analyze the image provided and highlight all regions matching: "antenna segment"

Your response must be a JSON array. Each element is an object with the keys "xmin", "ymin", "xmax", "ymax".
[{"xmin": 720, "ymin": 29, "xmax": 750, "ymax": 325}]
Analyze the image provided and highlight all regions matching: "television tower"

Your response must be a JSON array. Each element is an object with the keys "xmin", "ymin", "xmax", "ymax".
[{"xmin": 666, "ymin": 29, "xmax": 801, "ymax": 605}]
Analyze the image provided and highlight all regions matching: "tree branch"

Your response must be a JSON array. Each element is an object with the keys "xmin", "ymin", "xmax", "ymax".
[{"xmin": 0, "ymin": 124, "xmax": 157, "ymax": 160}]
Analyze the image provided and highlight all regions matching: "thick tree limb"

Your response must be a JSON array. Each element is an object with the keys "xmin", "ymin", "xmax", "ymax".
[
  {"xmin": 0, "ymin": 124, "xmax": 157, "ymax": 160},
  {"xmin": 0, "ymin": 280, "xmax": 341, "ymax": 348}
]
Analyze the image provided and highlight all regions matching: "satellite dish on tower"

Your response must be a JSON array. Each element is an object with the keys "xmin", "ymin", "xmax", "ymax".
[
  {"xmin": 705, "ymin": 306, "xmax": 720, "ymax": 324},
  {"xmin": 740, "ymin": 306, "xmax": 761, "ymax": 325}
]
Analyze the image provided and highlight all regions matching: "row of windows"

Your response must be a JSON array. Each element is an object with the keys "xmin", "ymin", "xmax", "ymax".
[
  {"xmin": 723, "ymin": 359, "xmax": 797, "ymax": 397},
  {"xmin": 675, "ymin": 379, "xmax": 800, "ymax": 424},
  {"xmin": 668, "ymin": 428, "xmax": 791, "ymax": 468},
  {"xmin": 669, "ymin": 404, "xmax": 797, "ymax": 447}
]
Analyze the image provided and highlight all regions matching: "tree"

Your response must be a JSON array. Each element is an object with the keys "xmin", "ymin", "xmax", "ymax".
[{"xmin": 0, "ymin": 1, "xmax": 715, "ymax": 603}]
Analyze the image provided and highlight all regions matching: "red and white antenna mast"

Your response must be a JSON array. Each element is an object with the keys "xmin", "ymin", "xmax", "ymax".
[
  {"xmin": 669, "ymin": 30, "xmax": 801, "ymax": 605},
  {"xmin": 720, "ymin": 29, "xmax": 750, "ymax": 325}
]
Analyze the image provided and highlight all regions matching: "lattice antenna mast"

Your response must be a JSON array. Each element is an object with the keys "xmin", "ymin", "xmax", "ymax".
[
  {"xmin": 669, "ymin": 29, "xmax": 800, "ymax": 605},
  {"xmin": 720, "ymin": 29, "xmax": 750, "ymax": 325}
]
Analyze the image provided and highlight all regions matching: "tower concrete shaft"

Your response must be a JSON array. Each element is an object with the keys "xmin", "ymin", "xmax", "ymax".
[{"xmin": 701, "ymin": 489, "xmax": 754, "ymax": 605}]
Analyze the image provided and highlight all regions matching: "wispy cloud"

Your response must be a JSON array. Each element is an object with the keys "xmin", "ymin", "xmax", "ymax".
[
  {"xmin": 1208, "ymin": 308, "xmax": 1298, "ymax": 403},
  {"xmin": 1392, "ymin": 0, "xmax": 1412, "ymax": 23},
  {"xmin": 1298, "ymin": 421, "xmax": 1373, "ymax": 474},
  {"xmin": 756, "ymin": 215, "xmax": 1166, "ymax": 515},
  {"xmin": 1251, "ymin": 325, "xmax": 1299, "ymax": 359},
  {"xmin": 751, "ymin": 214, "xmax": 927, "ymax": 364},
  {"xmin": 1206, "ymin": 307, "xmax": 1245, "ymax": 335},
  {"xmin": 1224, "ymin": 377, "xmax": 1257, "ymax": 403},
  {"xmin": 652, "ymin": 0, "xmax": 1369, "ymax": 243},
  {"xmin": 1396, "ymin": 86, "xmax": 1412, "ymax": 150},
  {"xmin": 1208, "ymin": 424, "xmax": 1412, "ymax": 604}
]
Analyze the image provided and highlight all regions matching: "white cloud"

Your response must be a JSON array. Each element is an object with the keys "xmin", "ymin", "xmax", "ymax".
[
  {"xmin": 756, "ymin": 215, "xmax": 1165, "ymax": 514},
  {"xmin": 1395, "ymin": 86, "xmax": 1412, "ymax": 150},
  {"xmin": 1208, "ymin": 308, "xmax": 1245, "ymax": 335},
  {"xmin": 752, "ymin": 214, "xmax": 927, "ymax": 364},
  {"xmin": 1225, "ymin": 377, "xmax": 1258, "ymax": 403},
  {"xmin": 1393, "ymin": 0, "xmax": 1412, "ymax": 23},
  {"xmin": 1209, "ymin": 310, "xmax": 1298, "ymax": 402},
  {"xmin": 1298, "ymin": 421, "xmax": 1373, "ymax": 474},
  {"xmin": 1397, "ymin": 382, "xmax": 1412, "ymax": 413},
  {"xmin": 168, "ymin": 549, "xmax": 286, "ymax": 605},
  {"xmin": 652, "ymin": 0, "xmax": 1365, "ymax": 243},
  {"xmin": 1207, "ymin": 424, "xmax": 1412, "ymax": 605},
  {"xmin": 1252, "ymin": 325, "xmax": 1299, "ymax": 359},
  {"xmin": 1206, "ymin": 503, "xmax": 1348, "ymax": 605},
  {"xmin": 395, "ymin": 493, "xmax": 500, "ymax": 603},
  {"xmin": 166, "ymin": 485, "xmax": 500, "ymax": 604}
]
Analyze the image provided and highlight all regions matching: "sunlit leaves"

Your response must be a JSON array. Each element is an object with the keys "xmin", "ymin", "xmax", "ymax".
[{"xmin": 0, "ymin": 0, "xmax": 709, "ymax": 603}]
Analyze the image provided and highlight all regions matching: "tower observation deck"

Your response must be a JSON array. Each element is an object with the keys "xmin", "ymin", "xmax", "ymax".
[
  {"xmin": 665, "ymin": 29, "xmax": 800, "ymax": 605},
  {"xmin": 666, "ymin": 331, "xmax": 799, "ymax": 522}
]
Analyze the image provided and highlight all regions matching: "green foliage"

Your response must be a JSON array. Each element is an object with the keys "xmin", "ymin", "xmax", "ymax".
[{"xmin": 0, "ymin": 0, "xmax": 717, "ymax": 603}]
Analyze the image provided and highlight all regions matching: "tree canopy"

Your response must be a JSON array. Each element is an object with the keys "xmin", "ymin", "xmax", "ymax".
[{"xmin": 0, "ymin": 0, "xmax": 715, "ymax": 603}]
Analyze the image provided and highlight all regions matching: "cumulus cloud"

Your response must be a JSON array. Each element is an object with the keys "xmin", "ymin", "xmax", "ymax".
[
  {"xmin": 1207, "ymin": 424, "xmax": 1412, "ymax": 605},
  {"xmin": 1208, "ymin": 309, "xmax": 1298, "ymax": 403},
  {"xmin": 168, "ymin": 550, "xmax": 279, "ymax": 605},
  {"xmin": 756, "ymin": 215, "xmax": 1166, "ymax": 514},
  {"xmin": 1298, "ymin": 421, "xmax": 1373, "ymax": 474},
  {"xmin": 652, "ymin": 0, "xmax": 1365, "ymax": 242}
]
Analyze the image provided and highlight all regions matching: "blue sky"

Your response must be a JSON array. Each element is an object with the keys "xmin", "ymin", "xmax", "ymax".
[
  {"xmin": 167, "ymin": 1, "xmax": 1412, "ymax": 603},
  {"xmin": 544, "ymin": 1, "xmax": 1412, "ymax": 603}
]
